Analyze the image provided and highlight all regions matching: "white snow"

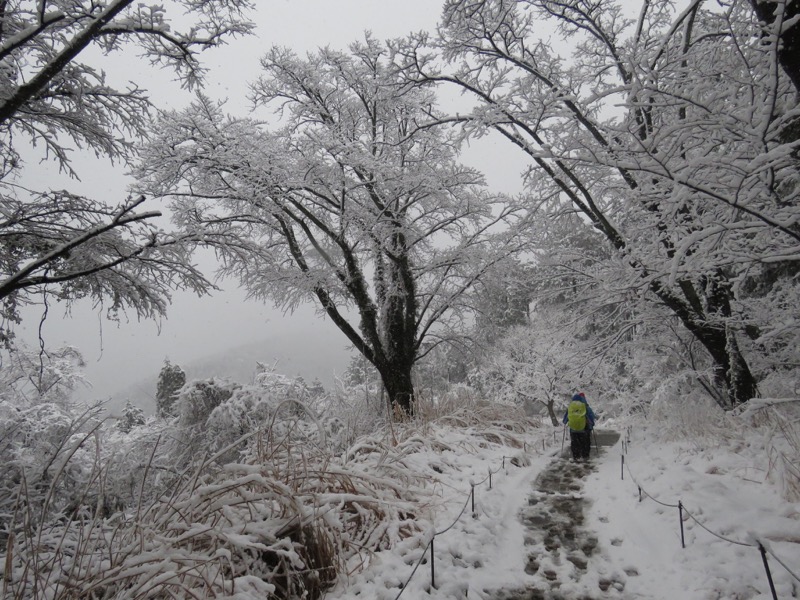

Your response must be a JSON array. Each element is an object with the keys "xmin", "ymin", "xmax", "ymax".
[
  {"xmin": 3, "ymin": 391, "xmax": 798, "ymax": 599},
  {"xmin": 323, "ymin": 413, "xmax": 800, "ymax": 600}
]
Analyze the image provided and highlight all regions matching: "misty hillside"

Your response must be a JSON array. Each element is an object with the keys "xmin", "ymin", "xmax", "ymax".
[{"xmin": 103, "ymin": 334, "xmax": 353, "ymax": 415}]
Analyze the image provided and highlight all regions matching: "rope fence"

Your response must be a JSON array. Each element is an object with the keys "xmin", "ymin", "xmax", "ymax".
[
  {"xmin": 392, "ymin": 427, "xmax": 560, "ymax": 600},
  {"xmin": 388, "ymin": 425, "xmax": 799, "ymax": 599},
  {"xmin": 392, "ymin": 463, "xmax": 504, "ymax": 599},
  {"xmin": 619, "ymin": 427, "xmax": 800, "ymax": 599}
]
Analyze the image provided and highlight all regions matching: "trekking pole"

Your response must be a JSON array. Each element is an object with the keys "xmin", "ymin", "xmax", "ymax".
[
  {"xmin": 560, "ymin": 425, "xmax": 567, "ymax": 455},
  {"xmin": 593, "ymin": 429, "xmax": 599, "ymax": 454}
]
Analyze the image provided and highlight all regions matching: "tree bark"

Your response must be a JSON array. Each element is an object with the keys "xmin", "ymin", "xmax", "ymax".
[
  {"xmin": 691, "ymin": 322, "xmax": 758, "ymax": 409},
  {"xmin": 545, "ymin": 399, "xmax": 559, "ymax": 426},
  {"xmin": 749, "ymin": 0, "xmax": 800, "ymax": 94},
  {"xmin": 651, "ymin": 280, "xmax": 759, "ymax": 409},
  {"xmin": 379, "ymin": 363, "xmax": 415, "ymax": 416}
]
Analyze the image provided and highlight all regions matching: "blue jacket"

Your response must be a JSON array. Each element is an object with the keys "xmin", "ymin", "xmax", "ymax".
[{"xmin": 563, "ymin": 397, "xmax": 596, "ymax": 430}]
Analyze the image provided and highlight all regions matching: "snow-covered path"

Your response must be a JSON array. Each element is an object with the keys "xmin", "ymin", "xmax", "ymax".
[
  {"xmin": 327, "ymin": 420, "xmax": 799, "ymax": 600},
  {"xmin": 481, "ymin": 429, "xmax": 625, "ymax": 600}
]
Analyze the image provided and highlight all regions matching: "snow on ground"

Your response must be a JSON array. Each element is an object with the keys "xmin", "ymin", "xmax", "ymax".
[
  {"xmin": 327, "ymin": 423, "xmax": 554, "ymax": 599},
  {"xmin": 589, "ymin": 419, "xmax": 800, "ymax": 600},
  {"xmin": 324, "ymin": 412, "xmax": 800, "ymax": 600}
]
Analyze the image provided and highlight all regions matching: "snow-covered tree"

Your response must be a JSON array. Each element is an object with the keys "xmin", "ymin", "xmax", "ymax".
[
  {"xmin": 155, "ymin": 359, "xmax": 185, "ymax": 419},
  {"xmin": 0, "ymin": 343, "xmax": 88, "ymax": 408},
  {"xmin": 135, "ymin": 37, "xmax": 531, "ymax": 415},
  {"xmin": 473, "ymin": 324, "xmax": 570, "ymax": 424},
  {"xmin": 472, "ymin": 256, "xmax": 532, "ymax": 343},
  {"xmin": 116, "ymin": 400, "xmax": 145, "ymax": 433},
  {"xmin": 398, "ymin": 0, "xmax": 800, "ymax": 409},
  {"xmin": 0, "ymin": 1, "xmax": 254, "ymax": 341}
]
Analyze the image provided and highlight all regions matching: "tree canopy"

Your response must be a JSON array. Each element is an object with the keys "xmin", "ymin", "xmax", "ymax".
[
  {"xmin": 395, "ymin": 0, "xmax": 800, "ymax": 409},
  {"xmin": 135, "ymin": 38, "xmax": 532, "ymax": 413},
  {"xmin": 0, "ymin": 0, "xmax": 254, "ymax": 343}
]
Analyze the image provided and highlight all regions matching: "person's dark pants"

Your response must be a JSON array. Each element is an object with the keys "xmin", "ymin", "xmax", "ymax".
[{"xmin": 570, "ymin": 429, "xmax": 591, "ymax": 459}]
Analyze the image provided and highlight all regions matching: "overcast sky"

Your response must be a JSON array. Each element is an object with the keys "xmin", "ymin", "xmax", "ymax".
[{"xmin": 16, "ymin": 1, "xmax": 529, "ymax": 406}]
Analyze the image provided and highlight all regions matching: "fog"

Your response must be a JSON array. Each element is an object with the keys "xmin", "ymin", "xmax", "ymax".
[{"xmin": 13, "ymin": 1, "xmax": 526, "ymax": 410}]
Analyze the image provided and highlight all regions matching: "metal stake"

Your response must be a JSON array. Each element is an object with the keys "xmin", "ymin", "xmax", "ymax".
[
  {"xmin": 430, "ymin": 536, "xmax": 436, "ymax": 589},
  {"xmin": 759, "ymin": 543, "xmax": 778, "ymax": 600}
]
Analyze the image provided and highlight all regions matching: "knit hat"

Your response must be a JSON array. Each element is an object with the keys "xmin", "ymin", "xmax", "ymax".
[{"xmin": 572, "ymin": 393, "xmax": 583, "ymax": 401}]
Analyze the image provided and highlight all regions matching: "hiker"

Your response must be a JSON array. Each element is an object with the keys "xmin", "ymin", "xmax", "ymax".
[{"xmin": 563, "ymin": 392, "xmax": 596, "ymax": 461}]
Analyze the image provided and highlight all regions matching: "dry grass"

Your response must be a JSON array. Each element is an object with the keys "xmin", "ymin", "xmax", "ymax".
[
  {"xmin": 1, "ymin": 418, "xmax": 425, "ymax": 599},
  {"xmin": 1, "ymin": 391, "xmax": 541, "ymax": 599}
]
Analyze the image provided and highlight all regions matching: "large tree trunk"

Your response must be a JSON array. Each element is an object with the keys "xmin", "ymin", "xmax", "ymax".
[
  {"xmin": 375, "ymin": 231, "xmax": 418, "ymax": 417},
  {"xmin": 653, "ymin": 279, "xmax": 759, "ymax": 409},
  {"xmin": 379, "ymin": 363, "xmax": 415, "ymax": 416},
  {"xmin": 693, "ymin": 323, "xmax": 759, "ymax": 409}
]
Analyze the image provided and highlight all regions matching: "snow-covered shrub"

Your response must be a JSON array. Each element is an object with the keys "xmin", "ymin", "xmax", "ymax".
[
  {"xmin": 204, "ymin": 384, "xmax": 275, "ymax": 459},
  {"xmin": 734, "ymin": 398, "xmax": 800, "ymax": 502},
  {"xmin": 172, "ymin": 377, "xmax": 237, "ymax": 461},
  {"xmin": 752, "ymin": 363, "xmax": 800, "ymax": 399},
  {"xmin": 0, "ymin": 402, "xmax": 105, "ymax": 520},
  {"xmin": 177, "ymin": 377, "xmax": 236, "ymax": 428},
  {"xmin": 102, "ymin": 418, "xmax": 175, "ymax": 509},
  {"xmin": 432, "ymin": 396, "xmax": 539, "ymax": 446},
  {"xmin": 205, "ymin": 387, "xmax": 317, "ymax": 464},
  {"xmin": 313, "ymin": 377, "xmax": 388, "ymax": 453},
  {"xmin": 254, "ymin": 363, "xmax": 314, "ymax": 403},
  {"xmin": 140, "ymin": 364, "xmax": 337, "ymax": 471},
  {"xmin": 416, "ymin": 382, "xmax": 479, "ymax": 421},
  {"xmin": 115, "ymin": 400, "xmax": 146, "ymax": 433},
  {"xmin": 0, "ymin": 346, "xmax": 115, "ymax": 536},
  {"xmin": 646, "ymin": 385, "xmax": 739, "ymax": 447},
  {"xmin": 0, "ymin": 344, "xmax": 89, "ymax": 409}
]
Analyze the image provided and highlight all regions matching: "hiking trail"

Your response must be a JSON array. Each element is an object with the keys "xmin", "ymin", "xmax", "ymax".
[{"xmin": 486, "ymin": 429, "xmax": 622, "ymax": 600}]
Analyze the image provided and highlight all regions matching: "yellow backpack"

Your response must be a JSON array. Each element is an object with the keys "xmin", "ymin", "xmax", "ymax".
[{"xmin": 567, "ymin": 400, "xmax": 587, "ymax": 431}]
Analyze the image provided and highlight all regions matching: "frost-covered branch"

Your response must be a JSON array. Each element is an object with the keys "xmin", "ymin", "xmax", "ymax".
[
  {"xmin": 135, "ymin": 41, "xmax": 532, "ymax": 415},
  {"xmin": 399, "ymin": 0, "xmax": 800, "ymax": 408},
  {"xmin": 0, "ymin": 0, "xmax": 254, "ymax": 341}
]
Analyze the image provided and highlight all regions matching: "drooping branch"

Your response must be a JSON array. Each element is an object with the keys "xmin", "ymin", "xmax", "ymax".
[
  {"xmin": 0, "ymin": 196, "xmax": 158, "ymax": 299},
  {"xmin": 0, "ymin": 0, "xmax": 134, "ymax": 125}
]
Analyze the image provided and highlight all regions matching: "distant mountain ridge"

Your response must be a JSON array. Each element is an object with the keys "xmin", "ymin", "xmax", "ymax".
[{"xmin": 100, "ymin": 334, "xmax": 353, "ymax": 416}]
